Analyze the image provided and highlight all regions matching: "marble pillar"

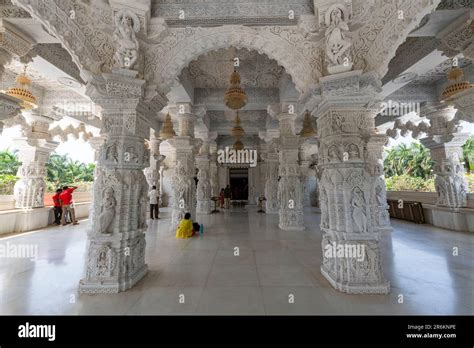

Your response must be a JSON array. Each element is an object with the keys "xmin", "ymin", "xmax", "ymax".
[
  {"xmin": 13, "ymin": 111, "xmax": 58, "ymax": 208},
  {"xmin": 276, "ymin": 112, "xmax": 304, "ymax": 231},
  {"xmin": 196, "ymin": 153, "xmax": 212, "ymax": 214},
  {"xmin": 169, "ymin": 105, "xmax": 197, "ymax": 226},
  {"xmin": 317, "ymin": 70, "xmax": 390, "ymax": 294},
  {"xmin": 144, "ymin": 130, "xmax": 165, "ymax": 196},
  {"xmin": 79, "ymin": 69, "xmax": 152, "ymax": 294},
  {"xmin": 420, "ymin": 105, "xmax": 470, "ymax": 208},
  {"xmin": 264, "ymin": 151, "xmax": 279, "ymax": 214}
]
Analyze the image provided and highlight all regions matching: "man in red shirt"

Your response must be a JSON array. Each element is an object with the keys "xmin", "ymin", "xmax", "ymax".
[
  {"xmin": 60, "ymin": 185, "xmax": 79, "ymax": 226},
  {"xmin": 52, "ymin": 188, "xmax": 63, "ymax": 225}
]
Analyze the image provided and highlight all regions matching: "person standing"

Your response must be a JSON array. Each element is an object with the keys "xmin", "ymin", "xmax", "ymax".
[
  {"xmin": 52, "ymin": 188, "xmax": 63, "ymax": 225},
  {"xmin": 60, "ymin": 185, "xmax": 79, "ymax": 226},
  {"xmin": 224, "ymin": 184, "xmax": 231, "ymax": 209},
  {"xmin": 148, "ymin": 185, "xmax": 159, "ymax": 220},
  {"xmin": 219, "ymin": 188, "xmax": 225, "ymax": 209}
]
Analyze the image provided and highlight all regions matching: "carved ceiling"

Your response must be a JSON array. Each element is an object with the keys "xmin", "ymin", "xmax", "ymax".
[
  {"xmin": 409, "ymin": 57, "xmax": 472, "ymax": 84},
  {"xmin": 182, "ymin": 48, "xmax": 284, "ymax": 89}
]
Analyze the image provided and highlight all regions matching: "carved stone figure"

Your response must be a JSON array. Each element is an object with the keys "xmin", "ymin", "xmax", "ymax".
[
  {"xmin": 106, "ymin": 144, "xmax": 119, "ymax": 163},
  {"xmin": 351, "ymin": 187, "xmax": 367, "ymax": 233},
  {"xmin": 113, "ymin": 10, "xmax": 140, "ymax": 69},
  {"xmin": 324, "ymin": 4, "xmax": 352, "ymax": 71},
  {"xmin": 99, "ymin": 188, "xmax": 116, "ymax": 234},
  {"xmin": 348, "ymin": 144, "xmax": 360, "ymax": 159}
]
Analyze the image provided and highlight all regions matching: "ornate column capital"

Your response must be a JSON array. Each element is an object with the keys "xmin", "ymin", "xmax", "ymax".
[
  {"xmin": 0, "ymin": 92, "xmax": 22, "ymax": 133},
  {"xmin": 436, "ymin": 10, "xmax": 474, "ymax": 60}
]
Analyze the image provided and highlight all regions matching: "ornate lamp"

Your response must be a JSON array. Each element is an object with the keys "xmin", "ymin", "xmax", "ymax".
[
  {"xmin": 5, "ymin": 65, "xmax": 37, "ymax": 110},
  {"xmin": 231, "ymin": 111, "xmax": 245, "ymax": 150},
  {"xmin": 441, "ymin": 66, "xmax": 473, "ymax": 100},
  {"xmin": 299, "ymin": 110, "xmax": 316, "ymax": 137},
  {"xmin": 224, "ymin": 69, "xmax": 247, "ymax": 110},
  {"xmin": 159, "ymin": 112, "xmax": 176, "ymax": 140}
]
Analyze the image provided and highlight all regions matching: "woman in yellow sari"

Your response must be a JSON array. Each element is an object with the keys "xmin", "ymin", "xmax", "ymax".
[{"xmin": 176, "ymin": 212, "xmax": 194, "ymax": 239}]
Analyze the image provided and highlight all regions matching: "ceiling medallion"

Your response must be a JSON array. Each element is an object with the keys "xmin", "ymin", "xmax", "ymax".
[
  {"xmin": 224, "ymin": 69, "xmax": 247, "ymax": 110},
  {"xmin": 441, "ymin": 66, "xmax": 473, "ymax": 100},
  {"xmin": 6, "ymin": 65, "xmax": 37, "ymax": 110},
  {"xmin": 159, "ymin": 112, "xmax": 176, "ymax": 140},
  {"xmin": 300, "ymin": 110, "xmax": 316, "ymax": 138}
]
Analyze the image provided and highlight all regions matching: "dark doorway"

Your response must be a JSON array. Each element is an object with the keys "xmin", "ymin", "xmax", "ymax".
[{"xmin": 229, "ymin": 168, "xmax": 248, "ymax": 200}]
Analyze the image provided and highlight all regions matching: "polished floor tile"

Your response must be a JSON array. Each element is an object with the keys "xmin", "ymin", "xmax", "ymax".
[{"xmin": 0, "ymin": 207, "xmax": 472, "ymax": 315}]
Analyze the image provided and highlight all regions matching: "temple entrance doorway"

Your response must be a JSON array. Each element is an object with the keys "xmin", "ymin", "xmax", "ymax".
[{"xmin": 229, "ymin": 167, "xmax": 248, "ymax": 201}]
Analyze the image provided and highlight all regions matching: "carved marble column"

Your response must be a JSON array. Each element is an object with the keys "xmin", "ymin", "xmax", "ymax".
[
  {"xmin": 144, "ymin": 129, "xmax": 165, "ymax": 195},
  {"xmin": 13, "ymin": 111, "xmax": 58, "ymax": 208},
  {"xmin": 169, "ymin": 104, "xmax": 198, "ymax": 227},
  {"xmin": 316, "ymin": 70, "xmax": 390, "ymax": 294},
  {"xmin": 79, "ymin": 69, "xmax": 152, "ymax": 294},
  {"xmin": 263, "ymin": 151, "xmax": 279, "ymax": 214},
  {"xmin": 196, "ymin": 150, "xmax": 212, "ymax": 214},
  {"xmin": 420, "ymin": 105, "xmax": 469, "ymax": 208},
  {"xmin": 210, "ymin": 152, "xmax": 219, "ymax": 198},
  {"xmin": 300, "ymin": 159, "xmax": 312, "ymax": 207},
  {"xmin": 275, "ymin": 111, "xmax": 304, "ymax": 231}
]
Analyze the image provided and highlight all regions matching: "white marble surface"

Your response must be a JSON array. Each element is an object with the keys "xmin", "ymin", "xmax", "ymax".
[{"xmin": 0, "ymin": 208, "xmax": 472, "ymax": 315}]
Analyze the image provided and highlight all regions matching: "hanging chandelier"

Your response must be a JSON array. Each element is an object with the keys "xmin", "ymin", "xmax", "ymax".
[
  {"xmin": 224, "ymin": 69, "xmax": 247, "ymax": 110},
  {"xmin": 300, "ymin": 110, "xmax": 316, "ymax": 138},
  {"xmin": 6, "ymin": 65, "xmax": 37, "ymax": 110},
  {"xmin": 231, "ymin": 111, "xmax": 245, "ymax": 150},
  {"xmin": 159, "ymin": 112, "xmax": 176, "ymax": 140},
  {"xmin": 441, "ymin": 66, "xmax": 473, "ymax": 100}
]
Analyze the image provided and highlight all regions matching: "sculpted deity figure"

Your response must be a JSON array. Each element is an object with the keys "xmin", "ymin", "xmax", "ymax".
[
  {"xmin": 99, "ymin": 188, "xmax": 116, "ymax": 234},
  {"xmin": 113, "ymin": 10, "xmax": 140, "ymax": 69},
  {"xmin": 324, "ymin": 4, "xmax": 352, "ymax": 69},
  {"xmin": 351, "ymin": 187, "xmax": 367, "ymax": 232}
]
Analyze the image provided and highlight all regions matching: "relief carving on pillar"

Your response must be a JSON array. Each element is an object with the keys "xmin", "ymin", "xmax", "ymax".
[
  {"xmin": 113, "ymin": 9, "xmax": 140, "ymax": 69},
  {"xmin": 99, "ymin": 188, "xmax": 116, "ymax": 235}
]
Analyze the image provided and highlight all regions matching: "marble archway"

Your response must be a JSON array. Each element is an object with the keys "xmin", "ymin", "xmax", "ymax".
[{"xmin": 144, "ymin": 25, "xmax": 323, "ymax": 96}]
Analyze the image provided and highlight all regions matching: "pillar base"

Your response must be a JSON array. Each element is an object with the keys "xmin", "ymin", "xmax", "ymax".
[
  {"xmin": 278, "ymin": 223, "xmax": 305, "ymax": 231},
  {"xmin": 196, "ymin": 201, "xmax": 212, "ymax": 214},
  {"xmin": 79, "ymin": 264, "xmax": 148, "ymax": 294},
  {"xmin": 321, "ymin": 265, "xmax": 390, "ymax": 294}
]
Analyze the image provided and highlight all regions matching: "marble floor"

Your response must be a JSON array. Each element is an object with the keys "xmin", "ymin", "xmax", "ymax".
[{"xmin": 0, "ymin": 207, "xmax": 472, "ymax": 315}]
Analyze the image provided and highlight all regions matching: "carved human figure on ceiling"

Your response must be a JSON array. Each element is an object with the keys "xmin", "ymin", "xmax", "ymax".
[
  {"xmin": 324, "ymin": 4, "xmax": 352, "ymax": 71},
  {"xmin": 113, "ymin": 9, "xmax": 140, "ymax": 69}
]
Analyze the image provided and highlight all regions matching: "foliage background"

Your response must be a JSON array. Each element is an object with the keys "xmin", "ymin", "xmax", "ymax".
[
  {"xmin": 383, "ymin": 138, "xmax": 474, "ymax": 192},
  {"xmin": 0, "ymin": 150, "xmax": 95, "ymax": 195}
]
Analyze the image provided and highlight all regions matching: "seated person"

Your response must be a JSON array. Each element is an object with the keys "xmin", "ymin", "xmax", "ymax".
[{"xmin": 176, "ymin": 213, "xmax": 195, "ymax": 239}]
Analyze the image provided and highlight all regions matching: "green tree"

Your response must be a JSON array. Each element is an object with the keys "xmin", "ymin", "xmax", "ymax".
[
  {"xmin": 462, "ymin": 137, "xmax": 474, "ymax": 173},
  {"xmin": 384, "ymin": 143, "xmax": 434, "ymax": 179},
  {"xmin": 47, "ymin": 154, "xmax": 95, "ymax": 188},
  {"xmin": 0, "ymin": 150, "xmax": 21, "ymax": 175}
]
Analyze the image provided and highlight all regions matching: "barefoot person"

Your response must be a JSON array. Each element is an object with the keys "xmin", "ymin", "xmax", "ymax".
[{"xmin": 60, "ymin": 185, "xmax": 79, "ymax": 226}]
